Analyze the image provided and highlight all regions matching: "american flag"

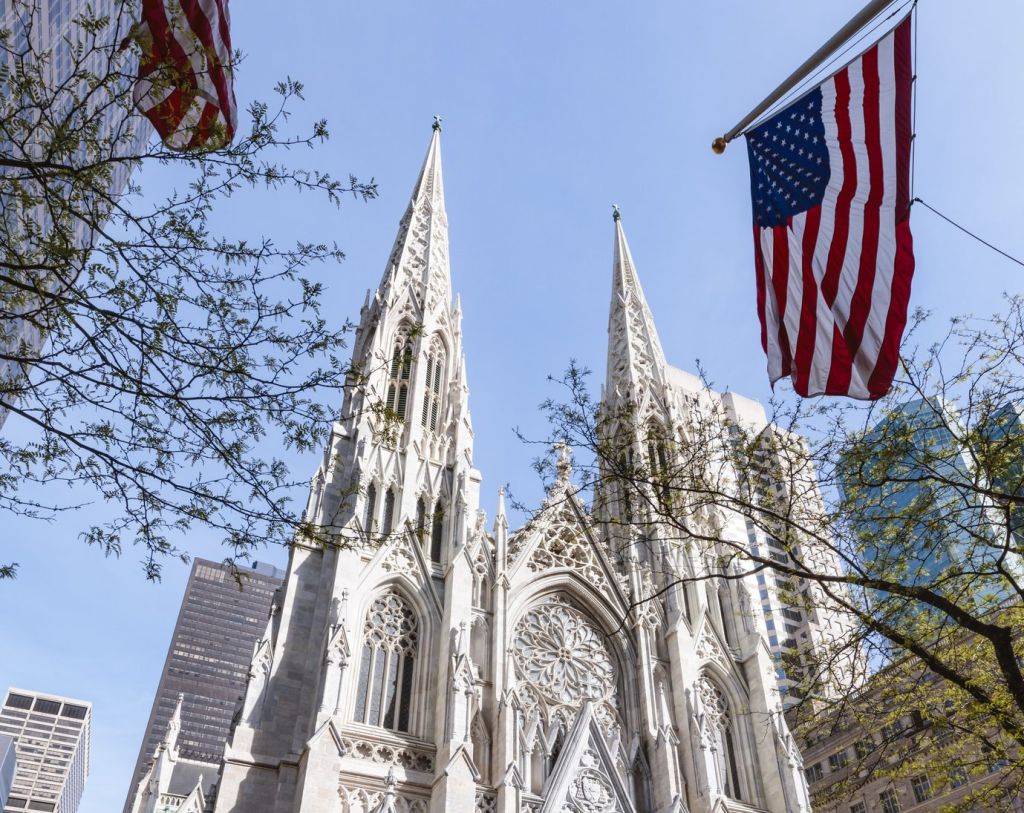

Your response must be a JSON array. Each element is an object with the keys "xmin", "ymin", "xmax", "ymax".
[
  {"xmin": 132, "ymin": 0, "xmax": 238, "ymax": 151},
  {"xmin": 745, "ymin": 16, "xmax": 914, "ymax": 399}
]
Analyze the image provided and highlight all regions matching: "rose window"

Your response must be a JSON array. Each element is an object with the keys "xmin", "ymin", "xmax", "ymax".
[
  {"xmin": 364, "ymin": 592, "xmax": 418, "ymax": 654},
  {"xmin": 512, "ymin": 601, "xmax": 615, "ymax": 706}
]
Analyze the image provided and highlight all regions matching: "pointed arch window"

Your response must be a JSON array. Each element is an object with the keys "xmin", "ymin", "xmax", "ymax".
[
  {"xmin": 386, "ymin": 334, "xmax": 413, "ymax": 421},
  {"xmin": 415, "ymin": 497, "xmax": 427, "ymax": 545},
  {"xmin": 382, "ymin": 488, "xmax": 396, "ymax": 536},
  {"xmin": 698, "ymin": 676, "xmax": 742, "ymax": 800},
  {"xmin": 363, "ymin": 483, "xmax": 377, "ymax": 532},
  {"xmin": 420, "ymin": 338, "xmax": 446, "ymax": 432},
  {"xmin": 354, "ymin": 591, "xmax": 418, "ymax": 732},
  {"xmin": 619, "ymin": 453, "xmax": 634, "ymax": 522},
  {"xmin": 647, "ymin": 422, "xmax": 671, "ymax": 506},
  {"xmin": 430, "ymin": 501, "xmax": 445, "ymax": 563}
]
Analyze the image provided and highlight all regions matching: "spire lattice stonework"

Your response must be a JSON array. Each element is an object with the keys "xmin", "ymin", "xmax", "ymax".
[{"xmin": 606, "ymin": 216, "xmax": 667, "ymax": 405}]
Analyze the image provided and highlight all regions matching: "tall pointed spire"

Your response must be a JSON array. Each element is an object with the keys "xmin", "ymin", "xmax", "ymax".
[
  {"xmin": 606, "ymin": 208, "xmax": 667, "ymax": 404},
  {"xmin": 378, "ymin": 121, "xmax": 451, "ymax": 317}
]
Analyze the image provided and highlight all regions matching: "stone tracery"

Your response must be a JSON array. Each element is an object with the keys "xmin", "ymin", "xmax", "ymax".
[{"xmin": 513, "ymin": 601, "xmax": 615, "ymax": 707}]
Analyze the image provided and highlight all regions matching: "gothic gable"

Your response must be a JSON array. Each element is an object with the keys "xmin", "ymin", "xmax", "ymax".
[
  {"xmin": 507, "ymin": 486, "xmax": 628, "ymax": 610},
  {"xmin": 361, "ymin": 529, "xmax": 443, "ymax": 620},
  {"xmin": 540, "ymin": 702, "xmax": 637, "ymax": 813},
  {"xmin": 693, "ymin": 613, "xmax": 733, "ymax": 671}
]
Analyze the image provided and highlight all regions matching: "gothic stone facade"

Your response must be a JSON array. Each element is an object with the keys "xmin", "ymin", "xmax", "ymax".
[{"xmin": 212, "ymin": 126, "xmax": 822, "ymax": 813}]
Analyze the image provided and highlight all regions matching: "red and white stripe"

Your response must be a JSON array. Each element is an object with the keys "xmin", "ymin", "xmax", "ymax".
[
  {"xmin": 754, "ymin": 16, "xmax": 914, "ymax": 400},
  {"xmin": 133, "ymin": 0, "xmax": 237, "ymax": 151}
]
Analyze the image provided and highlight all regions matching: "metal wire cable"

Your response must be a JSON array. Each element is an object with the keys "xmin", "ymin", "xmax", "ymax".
[{"xmin": 913, "ymin": 197, "xmax": 1024, "ymax": 270}]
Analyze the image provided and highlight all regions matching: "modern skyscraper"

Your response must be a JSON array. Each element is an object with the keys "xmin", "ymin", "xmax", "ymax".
[
  {"xmin": 124, "ymin": 559, "xmax": 284, "ymax": 813},
  {"xmin": 209, "ymin": 125, "xmax": 847, "ymax": 813},
  {"xmin": 842, "ymin": 397, "xmax": 1024, "ymax": 598},
  {"xmin": 711, "ymin": 394, "xmax": 865, "ymax": 707},
  {"xmin": 0, "ymin": 0, "xmax": 149, "ymax": 428},
  {"xmin": 980, "ymin": 399, "xmax": 1024, "ymax": 541},
  {"xmin": 0, "ymin": 688, "xmax": 91, "ymax": 813}
]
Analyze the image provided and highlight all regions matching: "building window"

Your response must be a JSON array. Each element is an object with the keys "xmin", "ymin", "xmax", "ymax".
[
  {"xmin": 829, "ymin": 750, "xmax": 849, "ymax": 772},
  {"xmin": 879, "ymin": 788, "xmax": 901, "ymax": 813},
  {"xmin": 697, "ymin": 676, "xmax": 742, "ymax": 799},
  {"xmin": 430, "ymin": 501, "xmax": 445, "ymax": 563},
  {"xmin": 382, "ymin": 489, "xmax": 396, "ymax": 536},
  {"xmin": 854, "ymin": 737, "xmax": 874, "ymax": 759},
  {"xmin": 5, "ymin": 695, "xmax": 32, "ymax": 710},
  {"xmin": 804, "ymin": 763, "xmax": 823, "ymax": 783},
  {"xmin": 386, "ymin": 335, "xmax": 413, "ymax": 421},
  {"xmin": 911, "ymin": 774, "xmax": 932, "ymax": 803},
  {"xmin": 364, "ymin": 483, "xmax": 377, "ymax": 531},
  {"xmin": 646, "ymin": 423, "xmax": 671, "ymax": 505},
  {"xmin": 949, "ymin": 766, "xmax": 968, "ymax": 788},
  {"xmin": 415, "ymin": 498, "xmax": 426, "ymax": 545},
  {"xmin": 849, "ymin": 803, "xmax": 866, "ymax": 813},
  {"xmin": 32, "ymin": 699, "xmax": 61, "ymax": 715},
  {"xmin": 988, "ymin": 757, "xmax": 1009, "ymax": 774},
  {"xmin": 421, "ymin": 339, "xmax": 445, "ymax": 432},
  {"xmin": 353, "ymin": 592, "xmax": 418, "ymax": 732}
]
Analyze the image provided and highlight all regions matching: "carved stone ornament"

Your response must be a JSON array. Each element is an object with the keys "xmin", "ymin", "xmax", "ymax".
[
  {"xmin": 569, "ymin": 767, "xmax": 616, "ymax": 813},
  {"xmin": 695, "ymin": 625, "xmax": 728, "ymax": 667},
  {"xmin": 474, "ymin": 790, "xmax": 497, "ymax": 813},
  {"xmin": 697, "ymin": 676, "xmax": 730, "ymax": 733},
  {"xmin": 338, "ymin": 785, "xmax": 428, "ymax": 813},
  {"xmin": 512, "ymin": 601, "xmax": 615, "ymax": 707},
  {"xmin": 382, "ymin": 543, "xmax": 417, "ymax": 576}
]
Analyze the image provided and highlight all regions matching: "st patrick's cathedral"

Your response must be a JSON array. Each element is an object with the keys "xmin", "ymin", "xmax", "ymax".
[{"xmin": 207, "ymin": 124, "xmax": 842, "ymax": 813}]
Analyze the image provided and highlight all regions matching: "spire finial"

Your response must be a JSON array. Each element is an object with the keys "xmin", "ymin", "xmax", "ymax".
[
  {"xmin": 612, "ymin": 204, "xmax": 621, "ymax": 222},
  {"xmin": 554, "ymin": 441, "xmax": 573, "ymax": 483},
  {"xmin": 432, "ymin": 114, "xmax": 443, "ymax": 132}
]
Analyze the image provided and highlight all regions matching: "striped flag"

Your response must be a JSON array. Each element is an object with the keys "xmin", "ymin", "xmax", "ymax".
[
  {"xmin": 132, "ymin": 0, "xmax": 238, "ymax": 151},
  {"xmin": 745, "ymin": 16, "xmax": 914, "ymax": 399}
]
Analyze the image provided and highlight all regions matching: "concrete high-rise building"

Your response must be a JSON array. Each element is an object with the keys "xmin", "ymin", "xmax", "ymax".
[
  {"xmin": 208, "ymin": 124, "xmax": 854, "ymax": 813},
  {"xmin": 124, "ymin": 559, "xmax": 284, "ymax": 813},
  {"xmin": 0, "ymin": 688, "xmax": 91, "ymax": 813},
  {"xmin": 0, "ymin": 734, "xmax": 15, "ymax": 809}
]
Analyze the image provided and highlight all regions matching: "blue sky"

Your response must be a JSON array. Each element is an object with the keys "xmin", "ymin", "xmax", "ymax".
[{"xmin": 2, "ymin": 2, "xmax": 1023, "ymax": 810}]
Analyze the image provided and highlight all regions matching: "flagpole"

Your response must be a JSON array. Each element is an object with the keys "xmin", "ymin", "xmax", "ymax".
[{"xmin": 712, "ymin": 0, "xmax": 895, "ymax": 154}]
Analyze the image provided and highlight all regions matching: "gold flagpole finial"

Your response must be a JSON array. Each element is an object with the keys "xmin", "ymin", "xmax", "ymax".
[{"xmin": 712, "ymin": 137, "xmax": 727, "ymax": 155}]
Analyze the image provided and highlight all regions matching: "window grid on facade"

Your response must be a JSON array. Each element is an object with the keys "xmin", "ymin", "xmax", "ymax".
[
  {"xmin": 354, "ymin": 592, "xmax": 418, "ymax": 733},
  {"xmin": 1, "ymin": 689, "xmax": 91, "ymax": 813},
  {"xmin": 124, "ymin": 559, "xmax": 283, "ymax": 799}
]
